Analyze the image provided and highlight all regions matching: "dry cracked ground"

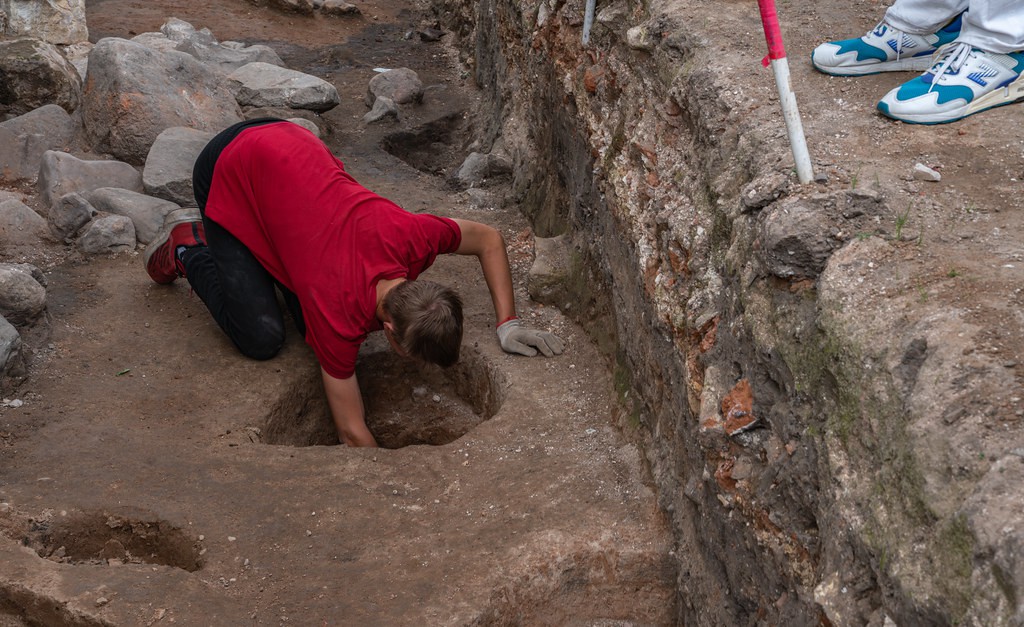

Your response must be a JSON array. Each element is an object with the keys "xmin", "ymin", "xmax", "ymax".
[{"xmin": 2, "ymin": 0, "xmax": 1024, "ymax": 624}]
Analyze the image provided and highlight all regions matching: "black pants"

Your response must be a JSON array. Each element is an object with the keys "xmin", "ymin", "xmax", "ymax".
[{"xmin": 183, "ymin": 119, "xmax": 305, "ymax": 360}]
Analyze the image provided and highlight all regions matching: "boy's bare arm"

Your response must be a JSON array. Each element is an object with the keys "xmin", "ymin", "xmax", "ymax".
[
  {"xmin": 451, "ymin": 219, "xmax": 516, "ymax": 324},
  {"xmin": 321, "ymin": 369, "xmax": 378, "ymax": 447},
  {"xmin": 450, "ymin": 218, "xmax": 564, "ymax": 357}
]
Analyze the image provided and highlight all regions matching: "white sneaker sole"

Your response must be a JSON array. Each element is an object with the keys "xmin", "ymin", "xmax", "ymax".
[
  {"xmin": 813, "ymin": 53, "xmax": 937, "ymax": 76},
  {"xmin": 884, "ymin": 73, "xmax": 1024, "ymax": 124}
]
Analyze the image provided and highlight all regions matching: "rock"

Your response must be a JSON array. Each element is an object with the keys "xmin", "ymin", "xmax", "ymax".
[
  {"xmin": 913, "ymin": 163, "xmax": 941, "ymax": 182},
  {"xmin": 229, "ymin": 62, "xmax": 341, "ymax": 112},
  {"xmin": 130, "ymin": 32, "xmax": 179, "ymax": 55},
  {"xmin": 161, "ymin": 19, "xmax": 285, "ymax": 74},
  {"xmin": 528, "ymin": 235, "xmax": 572, "ymax": 306},
  {"xmin": 0, "ymin": 263, "xmax": 46, "ymax": 325},
  {"xmin": 366, "ymin": 68, "xmax": 423, "ymax": 106},
  {"xmin": 362, "ymin": 96, "xmax": 399, "ymax": 124},
  {"xmin": 418, "ymin": 28, "xmax": 445, "ymax": 42},
  {"xmin": 49, "ymin": 192, "xmax": 96, "ymax": 242},
  {"xmin": 77, "ymin": 215, "xmax": 136, "ymax": 254},
  {"xmin": 38, "ymin": 151, "xmax": 143, "ymax": 212},
  {"xmin": 760, "ymin": 198, "xmax": 838, "ymax": 279},
  {"xmin": 321, "ymin": 0, "xmax": 361, "ymax": 16},
  {"xmin": 0, "ymin": 38, "xmax": 82, "ymax": 117},
  {"xmin": 85, "ymin": 188, "xmax": 179, "ymax": 244},
  {"xmin": 625, "ymin": 25, "xmax": 657, "ymax": 51},
  {"xmin": 1, "ymin": 0, "xmax": 88, "ymax": 44},
  {"xmin": 61, "ymin": 41, "xmax": 93, "ymax": 81},
  {"xmin": 453, "ymin": 151, "xmax": 513, "ymax": 188},
  {"xmin": 267, "ymin": 0, "xmax": 315, "ymax": 15},
  {"xmin": 0, "ymin": 199, "xmax": 49, "ymax": 248},
  {"xmin": 81, "ymin": 37, "xmax": 243, "ymax": 165},
  {"xmin": 286, "ymin": 118, "xmax": 321, "ymax": 137},
  {"xmin": 0, "ymin": 315, "xmax": 26, "ymax": 391},
  {"xmin": 143, "ymin": 127, "xmax": 215, "ymax": 205},
  {"xmin": 0, "ymin": 104, "xmax": 77, "ymax": 182},
  {"xmin": 159, "ymin": 17, "xmax": 205, "ymax": 42}
]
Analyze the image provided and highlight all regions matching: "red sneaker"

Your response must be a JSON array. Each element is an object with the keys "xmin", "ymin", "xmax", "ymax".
[{"xmin": 143, "ymin": 209, "xmax": 207, "ymax": 284}]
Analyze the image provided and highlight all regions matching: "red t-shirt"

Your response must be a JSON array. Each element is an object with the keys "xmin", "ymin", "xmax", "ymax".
[{"xmin": 204, "ymin": 122, "xmax": 462, "ymax": 379}]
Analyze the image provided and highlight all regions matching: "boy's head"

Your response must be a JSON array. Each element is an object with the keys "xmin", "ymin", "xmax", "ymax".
[{"xmin": 382, "ymin": 280, "xmax": 463, "ymax": 367}]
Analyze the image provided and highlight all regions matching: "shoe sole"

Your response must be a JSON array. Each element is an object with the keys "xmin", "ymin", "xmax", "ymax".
[
  {"xmin": 878, "ymin": 74, "xmax": 1024, "ymax": 124},
  {"xmin": 812, "ymin": 54, "xmax": 936, "ymax": 77},
  {"xmin": 142, "ymin": 208, "xmax": 203, "ymax": 272}
]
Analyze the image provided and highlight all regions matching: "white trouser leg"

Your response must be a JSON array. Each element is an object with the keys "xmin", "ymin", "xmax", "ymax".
[
  {"xmin": 884, "ymin": 0, "xmax": 968, "ymax": 34},
  {"xmin": 886, "ymin": 0, "xmax": 1024, "ymax": 53},
  {"xmin": 959, "ymin": 0, "xmax": 1024, "ymax": 53}
]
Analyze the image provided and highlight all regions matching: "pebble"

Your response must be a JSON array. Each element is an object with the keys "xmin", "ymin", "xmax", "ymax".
[
  {"xmin": 95, "ymin": 597, "xmax": 109, "ymax": 607},
  {"xmin": 912, "ymin": 163, "xmax": 941, "ymax": 182},
  {"xmin": 228, "ymin": 536, "xmax": 237, "ymax": 542}
]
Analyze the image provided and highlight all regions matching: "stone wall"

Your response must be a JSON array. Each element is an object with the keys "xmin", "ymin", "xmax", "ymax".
[{"xmin": 430, "ymin": 0, "xmax": 1023, "ymax": 624}]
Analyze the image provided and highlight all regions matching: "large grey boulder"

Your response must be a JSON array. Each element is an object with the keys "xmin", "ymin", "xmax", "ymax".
[
  {"xmin": 85, "ymin": 188, "xmax": 179, "ymax": 244},
  {"xmin": 38, "ymin": 151, "xmax": 143, "ymax": 212},
  {"xmin": 130, "ymin": 32, "xmax": 179, "ymax": 55},
  {"xmin": 229, "ymin": 62, "xmax": 340, "ymax": 112},
  {"xmin": 0, "ymin": 315, "xmax": 26, "ymax": 392},
  {"xmin": 366, "ymin": 68, "xmax": 423, "ymax": 106},
  {"xmin": 143, "ymin": 127, "xmax": 214, "ymax": 206},
  {"xmin": 1, "ymin": 0, "xmax": 88, "ymax": 44},
  {"xmin": 0, "ymin": 199, "xmax": 49, "ymax": 248},
  {"xmin": 0, "ymin": 263, "xmax": 46, "ymax": 326},
  {"xmin": 0, "ymin": 38, "xmax": 81, "ymax": 117},
  {"xmin": 49, "ymin": 192, "xmax": 95, "ymax": 242},
  {"xmin": 81, "ymin": 37, "xmax": 243, "ymax": 165},
  {"xmin": 155, "ymin": 18, "xmax": 285, "ymax": 74},
  {"xmin": 0, "ymin": 105, "xmax": 77, "ymax": 182},
  {"xmin": 77, "ymin": 215, "xmax": 135, "ymax": 254}
]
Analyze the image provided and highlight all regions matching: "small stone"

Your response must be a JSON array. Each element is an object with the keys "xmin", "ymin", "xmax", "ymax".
[
  {"xmin": 305, "ymin": 529, "xmax": 312, "ymax": 536},
  {"xmin": 814, "ymin": 172, "xmax": 829, "ymax": 184},
  {"xmin": 912, "ymin": 163, "xmax": 941, "ymax": 182},
  {"xmin": 432, "ymin": 394, "xmax": 441, "ymax": 402},
  {"xmin": 95, "ymin": 597, "xmax": 109, "ymax": 607},
  {"xmin": 0, "ymin": 503, "xmax": 10, "ymax": 513},
  {"xmin": 227, "ymin": 536, "xmax": 237, "ymax": 542}
]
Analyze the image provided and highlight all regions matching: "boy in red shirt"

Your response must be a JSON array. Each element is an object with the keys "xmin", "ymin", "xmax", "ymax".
[{"xmin": 144, "ymin": 119, "xmax": 563, "ymax": 447}]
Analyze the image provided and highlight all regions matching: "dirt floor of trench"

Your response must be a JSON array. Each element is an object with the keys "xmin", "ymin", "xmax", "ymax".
[{"xmin": 0, "ymin": 0, "xmax": 675, "ymax": 624}]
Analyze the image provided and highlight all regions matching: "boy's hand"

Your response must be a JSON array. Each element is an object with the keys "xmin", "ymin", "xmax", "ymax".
[{"xmin": 497, "ymin": 318, "xmax": 564, "ymax": 357}]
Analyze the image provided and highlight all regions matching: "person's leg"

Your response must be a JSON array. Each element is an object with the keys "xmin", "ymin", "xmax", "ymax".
[
  {"xmin": 144, "ymin": 118, "xmax": 291, "ymax": 360},
  {"xmin": 178, "ymin": 216, "xmax": 287, "ymax": 360},
  {"xmin": 957, "ymin": 0, "xmax": 1024, "ymax": 53},
  {"xmin": 812, "ymin": 5, "xmax": 965, "ymax": 76},
  {"xmin": 884, "ymin": 0, "xmax": 968, "ymax": 35}
]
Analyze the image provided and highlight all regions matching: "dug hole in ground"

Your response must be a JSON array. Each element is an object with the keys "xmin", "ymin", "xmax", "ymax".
[{"xmin": 1, "ymin": 0, "xmax": 1023, "ymax": 625}]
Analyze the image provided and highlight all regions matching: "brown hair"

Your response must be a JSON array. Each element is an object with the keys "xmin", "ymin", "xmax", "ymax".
[{"xmin": 383, "ymin": 280, "xmax": 463, "ymax": 367}]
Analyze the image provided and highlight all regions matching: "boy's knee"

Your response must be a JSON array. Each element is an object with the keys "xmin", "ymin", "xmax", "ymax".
[{"xmin": 235, "ymin": 319, "xmax": 285, "ymax": 360}]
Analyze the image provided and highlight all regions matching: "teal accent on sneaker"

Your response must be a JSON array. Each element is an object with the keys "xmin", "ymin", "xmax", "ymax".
[
  {"xmin": 878, "ymin": 44, "xmax": 1024, "ymax": 124},
  {"xmin": 811, "ymin": 13, "xmax": 964, "ymax": 77}
]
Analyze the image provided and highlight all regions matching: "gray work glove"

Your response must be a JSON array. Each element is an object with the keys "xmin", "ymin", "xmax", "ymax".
[{"xmin": 496, "ymin": 318, "xmax": 565, "ymax": 357}]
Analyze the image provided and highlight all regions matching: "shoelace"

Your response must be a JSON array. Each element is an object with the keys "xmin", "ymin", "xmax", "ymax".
[
  {"xmin": 870, "ymin": 21, "xmax": 908, "ymax": 61},
  {"xmin": 927, "ymin": 41, "xmax": 973, "ymax": 93}
]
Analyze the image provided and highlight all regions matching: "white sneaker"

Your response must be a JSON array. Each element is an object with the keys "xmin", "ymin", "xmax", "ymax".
[
  {"xmin": 812, "ymin": 14, "xmax": 963, "ymax": 76},
  {"xmin": 877, "ymin": 42, "xmax": 1024, "ymax": 124}
]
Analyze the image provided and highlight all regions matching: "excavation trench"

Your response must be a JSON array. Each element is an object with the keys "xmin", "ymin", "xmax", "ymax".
[{"xmin": 261, "ymin": 338, "xmax": 507, "ymax": 448}]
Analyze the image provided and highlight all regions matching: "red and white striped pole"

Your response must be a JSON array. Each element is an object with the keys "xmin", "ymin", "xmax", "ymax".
[{"xmin": 757, "ymin": 0, "xmax": 814, "ymax": 183}]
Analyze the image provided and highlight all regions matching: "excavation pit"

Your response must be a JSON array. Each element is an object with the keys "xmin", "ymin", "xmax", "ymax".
[
  {"xmin": 24, "ymin": 510, "xmax": 203, "ymax": 572},
  {"xmin": 381, "ymin": 111, "xmax": 467, "ymax": 176},
  {"xmin": 261, "ymin": 342, "xmax": 507, "ymax": 448}
]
